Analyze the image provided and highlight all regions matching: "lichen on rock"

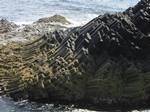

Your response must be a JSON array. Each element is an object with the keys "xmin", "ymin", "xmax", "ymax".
[{"xmin": 0, "ymin": 0, "xmax": 150, "ymax": 111}]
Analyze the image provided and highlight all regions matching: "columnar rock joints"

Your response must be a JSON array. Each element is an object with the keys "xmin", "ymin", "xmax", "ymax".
[{"xmin": 0, "ymin": 0, "xmax": 150, "ymax": 111}]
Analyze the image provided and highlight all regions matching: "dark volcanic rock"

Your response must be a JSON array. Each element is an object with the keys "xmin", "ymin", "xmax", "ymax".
[{"xmin": 0, "ymin": 0, "xmax": 150, "ymax": 111}]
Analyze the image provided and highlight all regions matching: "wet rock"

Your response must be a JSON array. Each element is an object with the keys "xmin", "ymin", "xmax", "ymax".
[{"xmin": 36, "ymin": 15, "xmax": 71, "ymax": 25}]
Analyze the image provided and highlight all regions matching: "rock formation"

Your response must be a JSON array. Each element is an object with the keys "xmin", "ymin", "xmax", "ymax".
[
  {"xmin": 0, "ymin": 19, "xmax": 18, "ymax": 34},
  {"xmin": 0, "ymin": 15, "xmax": 69, "ymax": 44},
  {"xmin": 35, "ymin": 14, "xmax": 71, "ymax": 25},
  {"xmin": 0, "ymin": 0, "xmax": 150, "ymax": 111}
]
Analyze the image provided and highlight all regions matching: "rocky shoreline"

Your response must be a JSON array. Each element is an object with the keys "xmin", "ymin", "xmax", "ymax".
[
  {"xmin": 0, "ymin": 15, "xmax": 71, "ymax": 44},
  {"xmin": 0, "ymin": 0, "xmax": 150, "ymax": 111}
]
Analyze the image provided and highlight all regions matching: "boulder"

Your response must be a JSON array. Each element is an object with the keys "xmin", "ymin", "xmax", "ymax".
[{"xmin": 35, "ymin": 15, "xmax": 71, "ymax": 25}]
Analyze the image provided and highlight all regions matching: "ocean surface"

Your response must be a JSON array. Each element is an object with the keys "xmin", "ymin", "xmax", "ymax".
[
  {"xmin": 0, "ymin": 0, "xmax": 146, "ymax": 112},
  {"xmin": 0, "ymin": 0, "xmax": 140, "ymax": 25}
]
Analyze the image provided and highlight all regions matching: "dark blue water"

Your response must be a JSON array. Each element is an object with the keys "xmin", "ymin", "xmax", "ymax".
[{"xmin": 0, "ymin": 0, "xmax": 143, "ymax": 111}]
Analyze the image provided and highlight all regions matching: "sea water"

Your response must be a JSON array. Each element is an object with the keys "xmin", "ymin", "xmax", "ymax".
[
  {"xmin": 0, "ymin": 0, "xmax": 139, "ymax": 25},
  {"xmin": 0, "ymin": 0, "xmax": 144, "ymax": 112}
]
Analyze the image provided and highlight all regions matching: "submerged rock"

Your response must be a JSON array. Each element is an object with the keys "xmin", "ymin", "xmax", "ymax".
[{"xmin": 0, "ymin": 0, "xmax": 150, "ymax": 111}]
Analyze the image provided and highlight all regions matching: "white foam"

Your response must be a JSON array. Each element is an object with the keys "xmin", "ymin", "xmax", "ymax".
[
  {"xmin": 15, "ymin": 21, "xmax": 33, "ymax": 25},
  {"xmin": 66, "ymin": 13, "xmax": 99, "ymax": 27},
  {"xmin": 1, "ymin": 0, "xmax": 139, "ymax": 27},
  {"xmin": 71, "ymin": 109, "xmax": 96, "ymax": 112},
  {"xmin": 132, "ymin": 110, "xmax": 150, "ymax": 112},
  {"xmin": 13, "ymin": 14, "xmax": 97, "ymax": 28}
]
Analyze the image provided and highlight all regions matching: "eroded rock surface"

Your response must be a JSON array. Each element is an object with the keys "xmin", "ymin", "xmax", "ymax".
[
  {"xmin": 0, "ymin": 15, "xmax": 70, "ymax": 44},
  {"xmin": 0, "ymin": 19, "xmax": 18, "ymax": 34},
  {"xmin": 0, "ymin": 0, "xmax": 150, "ymax": 111}
]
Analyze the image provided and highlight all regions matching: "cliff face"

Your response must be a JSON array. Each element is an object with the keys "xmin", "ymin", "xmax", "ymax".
[{"xmin": 0, "ymin": 0, "xmax": 150, "ymax": 111}]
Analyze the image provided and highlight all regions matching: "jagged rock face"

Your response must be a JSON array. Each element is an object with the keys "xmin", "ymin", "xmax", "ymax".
[
  {"xmin": 73, "ymin": 0, "xmax": 150, "ymax": 73},
  {"xmin": 0, "ymin": 15, "xmax": 70, "ymax": 44},
  {"xmin": 125, "ymin": 0, "xmax": 150, "ymax": 35},
  {"xmin": 0, "ymin": 0, "xmax": 150, "ymax": 111},
  {"xmin": 0, "ymin": 19, "xmax": 18, "ymax": 34}
]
